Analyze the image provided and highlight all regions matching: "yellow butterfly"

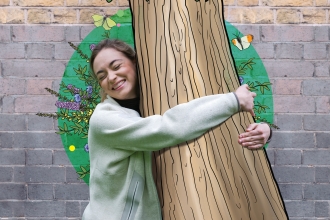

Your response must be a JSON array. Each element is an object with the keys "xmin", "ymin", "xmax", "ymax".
[{"xmin": 92, "ymin": 15, "xmax": 116, "ymax": 30}]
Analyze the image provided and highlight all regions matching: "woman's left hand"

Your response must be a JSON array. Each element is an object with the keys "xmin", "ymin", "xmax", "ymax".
[{"xmin": 238, "ymin": 123, "xmax": 270, "ymax": 150}]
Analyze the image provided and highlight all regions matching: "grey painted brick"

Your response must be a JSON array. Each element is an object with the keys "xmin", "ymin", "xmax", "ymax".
[
  {"xmin": 272, "ymin": 166, "xmax": 314, "ymax": 183},
  {"xmin": 26, "ymin": 43, "xmax": 54, "ymax": 59},
  {"xmin": 316, "ymin": 133, "xmax": 330, "ymax": 148},
  {"xmin": 26, "ymin": 150, "xmax": 52, "ymax": 165},
  {"xmin": 304, "ymin": 184, "xmax": 330, "ymax": 200},
  {"xmin": 27, "ymin": 114, "xmax": 54, "ymax": 131},
  {"xmin": 66, "ymin": 201, "xmax": 80, "ymax": 217},
  {"xmin": 55, "ymin": 43, "xmax": 74, "ymax": 60},
  {"xmin": 65, "ymin": 26, "xmax": 80, "ymax": 42},
  {"xmin": 278, "ymin": 183, "xmax": 303, "ymax": 200},
  {"xmin": 0, "ymin": 26, "xmax": 11, "ymax": 42},
  {"xmin": 13, "ymin": 132, "xmax": 63, "ymax": 149},
  {"xmin": 303, "ymin": 150, "xmax": 330, "ymax": 165},
  {"xmin": 274, "ymin": 96, "xmax": 315, "ymax": 113},
  {"xmin": 81, "ymin": 25, "xmax": 94, "ymax": 40},
  {"xmin": 275, "ymin": 43, "xmax": 303, "ymax": 59},
  {"xmin": 304, "ymin": 43, "xmax": 327, "ymax": 60},
  {"xmin": 275, "ymin": 150, "xmax": 301, "ymax": 165},
  {"xmin": 0, "ymin": 150, "xmax": 25, "ymax": 165},
  {"xmin": 80, "ymin": 201, "xmax": 89, "ymax": 216},
  {"xmin": 0, "ymin": 43, "xmax": 25, "ymax": 59},
  {"xmin": 28, "ymin": 184, "xmax": 54, "ymax": 200},
  {"xmin": 314, "ymin": 62, "xmax": 330, "ymax": 77},
  {"xmin": 0, "ymin": 132, "xmax": 14, "ymax": 148},
  {"xmin": 268, "ymin": 132, "xmax": 315, "ymax": 149},
  {"xmin": 66, "ymin": 166, "xmax": 85, "ymax": 183},
  {"xmin": 0, "ymin": 167, "xmax": 13, "ymax": 182},
  {"xmin": 315, "ymin": 26, "xmax": 329, "ymax": 42},
  {"xmin": 263, "ymin": 60, "xmax": 314, "ymax": 77},
  {"xmin": 285, "ymin": 201, "xmax": 315, "ymax": 218},
  {"xmin": 0, "ymin": 201, "xmax": 25, "ymax": 217},
  {"xmin": 265, "ymin": 148, "xmax": 274, "ymax": 165},
  {"xmin": 261, "ymin": 26, "xmax": 314, "ymax": 42},
  {"xmin": 304, "ymin": 115, "xmax": 330, "ymax": 131},
  {"xmin": 316, "ymin": 167, "xmax": 330, "ymax": 183},
  {"xmin": 12, "ymin": 26, "xmax": 65, "ymax": 42},
  {"xmin": 1, "ymin": 95, "xmax": 15, "ymax": 113},
  {"xmin": 54, "ymin": 184, "xmax": 89, "ymax": 200},
  {"xmin": 0, "ymin": 184, "xmax": 26, "ymax": 200},
  {"xmin": 2, "ymin": 60, "xmax": 66, "ymax": 77},
  {"xmin": 0, "ymin": 78, "xmax": 26, "ymax": 95},
  {"xmin": 53, "ymin": 150, "xmax": 71, "ymax": 165},
  {"xmin": 303, "ymin": 80, "xmax": 330, "ymax": 96},
  {"xmin": 13, "ymin": 167, "xmax": 25, "ymax": 183},
  {"xmin": 0, "ymin": 114, "xmax": 26, "ymax": 131},
  {"xmin": 275, "ymin": 114, "xmax": 303, "ymax": 131},
  {"xmin": 315, "ymin": 201, "xmax": 329, "ymax": 217},
  {"xmin": 25, "ymin": 201, "xmax": 66, "ymax": 217},
  {"xmin": 253, "ymin": 43, "xmax": 275, "ymax": 59},
  {"xmin": 24, "ymin": 167, "xmax": 65, "ymax": 183}
]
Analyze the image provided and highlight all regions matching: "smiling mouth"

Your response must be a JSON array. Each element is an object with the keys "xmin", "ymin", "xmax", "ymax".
[{"xmin": 112, "ymin": 80, "xmax": 126, "ymax": 90}]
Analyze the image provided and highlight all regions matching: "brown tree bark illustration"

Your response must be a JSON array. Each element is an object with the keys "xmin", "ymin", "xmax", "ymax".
[{"xmin": 128, "ymin": 1, "xmax": 288, "ymax": 219}]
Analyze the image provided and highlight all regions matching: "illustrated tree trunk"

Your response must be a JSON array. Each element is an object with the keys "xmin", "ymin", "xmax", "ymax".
[{"xmin": 129, "ymin": 1, "xmax": 288, "ymax": 219}]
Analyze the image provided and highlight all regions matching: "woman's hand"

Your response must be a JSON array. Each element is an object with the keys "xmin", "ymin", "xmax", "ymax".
[
  {"xmin": 234, "ymin": 84, "xmax": 256, "ymax": 116},
  {"xmin": 238, "ymin": 123, "xmax": 270, "ymax": 150}
]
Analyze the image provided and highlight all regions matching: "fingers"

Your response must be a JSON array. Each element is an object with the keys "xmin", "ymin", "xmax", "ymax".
[{"xmin": 246, "ymin": 123, "xmax": 258, "ymax": 132}]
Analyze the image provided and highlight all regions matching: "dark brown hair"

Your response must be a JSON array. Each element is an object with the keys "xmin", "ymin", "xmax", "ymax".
[{"xmin": 90, "ymin": 39, "xmax": 136, "ymax": 76}]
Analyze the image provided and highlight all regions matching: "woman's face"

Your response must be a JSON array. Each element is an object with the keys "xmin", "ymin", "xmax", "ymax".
[{"xmin": 93, "ymin": 48, "xmax": 138, "ymax": 100}]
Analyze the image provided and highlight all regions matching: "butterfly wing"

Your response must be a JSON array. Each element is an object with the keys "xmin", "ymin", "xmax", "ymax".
[
  {"xmin": 239, "ymin": 34, "xmax": 254, "ymax": 50},
  {"xmin": 231, "ymin": 38, "xmax": 243, "ymax": 50},
  {"xmin": 106, "ymin": 0, "xmax": 113, "ymax": 2},
  {"xmin": 103, "ymin": 17, "xmax": 116, "ymax": 30},
  {"xmin": 92, "ymin": 15, "xmax": 104, "ymax": 27}
]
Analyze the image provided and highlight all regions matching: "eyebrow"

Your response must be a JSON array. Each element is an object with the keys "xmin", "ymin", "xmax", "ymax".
[{"xmin": 96, "ymin": 59, "xmax": 123, "ymax": 75}]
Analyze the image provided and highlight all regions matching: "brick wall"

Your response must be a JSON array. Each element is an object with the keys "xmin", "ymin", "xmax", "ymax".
[{"xmin": 0, "ymin": 0, "xmax": 329, "ymax": 219}]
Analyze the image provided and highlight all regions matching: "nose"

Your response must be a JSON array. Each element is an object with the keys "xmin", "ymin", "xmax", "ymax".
[{"xmin": 107, "ymin": 71, "xmax": 117, "ymax": 83}]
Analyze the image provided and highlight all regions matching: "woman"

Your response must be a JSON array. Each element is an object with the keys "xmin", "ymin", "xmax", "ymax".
[{"xmin": 82, "ymin": 39, "xmax": 271, "ymax": 220}]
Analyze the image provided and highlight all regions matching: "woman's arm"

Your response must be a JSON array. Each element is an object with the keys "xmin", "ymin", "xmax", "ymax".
[{"xmin": 90, "ymin": 93, "xmax": 239, "ymax": 151}]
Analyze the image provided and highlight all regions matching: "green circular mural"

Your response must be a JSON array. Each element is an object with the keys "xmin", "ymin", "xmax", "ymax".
[{"xmin": 55, "ymin": 9, "xmax": 274, "ymax": 184}]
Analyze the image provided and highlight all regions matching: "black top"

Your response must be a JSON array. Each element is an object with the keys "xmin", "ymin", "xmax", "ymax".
[{"xmin": 114, "ymin": 97, "xmax": 141, "ymax": 116}]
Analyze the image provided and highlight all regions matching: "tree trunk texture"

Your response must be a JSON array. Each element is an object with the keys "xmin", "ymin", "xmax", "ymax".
[{"xmin": 129, "ymin": 1, "xmax": 287, "ymax": 219}]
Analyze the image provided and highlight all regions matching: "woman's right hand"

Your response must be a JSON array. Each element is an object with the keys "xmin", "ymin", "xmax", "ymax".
[{"xmin": 234, "ymin": 84, "xmax": 256, "ymax": 116}]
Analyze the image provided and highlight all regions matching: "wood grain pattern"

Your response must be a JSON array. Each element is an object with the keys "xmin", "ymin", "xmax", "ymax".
[{"xmin": 129, "ymin": 1, "xmax": 288, "ymax": 219}]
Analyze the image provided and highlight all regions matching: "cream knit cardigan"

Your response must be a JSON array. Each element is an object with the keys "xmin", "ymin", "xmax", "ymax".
[{"xmin": 82, "ymin": 93, "xmax": 239, "ymax": 220}]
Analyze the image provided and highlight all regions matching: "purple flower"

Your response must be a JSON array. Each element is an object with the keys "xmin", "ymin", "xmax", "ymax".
[
  {"xmin": 90, "ymin": 44, "xmax": 96, "ymax": 51},
  {"xmin": 73, "ymin": 88, "xmax": 80, "ymax": 94},
  {"xmin": 86, "ymin": 86, "xmax": 93, "ymax": 94},
  {"xmin": 67, "ymin": 84, "xmax": 73, "ymax": 89},
  {"xmin": 239, "ymin": 76, "xmax": 244, "ymax": 84},
  {"xmin": 84, "ymin": 144, "xmax": 89, "ymax": 152},
  {"xmin": 74, "ymin": 94, "xmax": 81, "ymax": 103},
  {"xmin": 55, "ymin": 101, "xmax": 80, "ymax": 110}
]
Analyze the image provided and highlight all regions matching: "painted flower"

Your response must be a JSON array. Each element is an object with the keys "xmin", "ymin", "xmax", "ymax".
[
  {"xmin": 55, "ymin": 101, "xmax": 80, "ymax": 110},
  {"xmin": 90, "ymin": 44, "xmax": 96, "ymax": 51},
  {"xmin": 84, "ymin": 144, "xmax": 89, "ymax": 153},
  {"xmin": 239, "ymin": 76, "xmax": 244, "ymax": 84},
  {"xmin": 73, "ymin": 88, "xmax": 80, "ymax": 94},
  {"xmin": 86, "ymin": 85, "xmax": 93, "ymax": 94},
  {"xmin": 74, "ymin": 94, "xmax": 81, "ymax": 103},
  {"xmin": 67, "ymin": 84, "xmax": 73, "ymax": 89}
]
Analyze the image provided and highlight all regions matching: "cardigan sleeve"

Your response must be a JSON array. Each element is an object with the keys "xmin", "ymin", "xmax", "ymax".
[{"xmin": 89, "ymin": 93, "xmax": 239, "ymax": 151}]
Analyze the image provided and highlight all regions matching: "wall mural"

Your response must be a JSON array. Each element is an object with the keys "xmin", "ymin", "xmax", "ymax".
[{"xmin": 37, "ymin": 8, "xmax": 275, "ymax": 184}]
